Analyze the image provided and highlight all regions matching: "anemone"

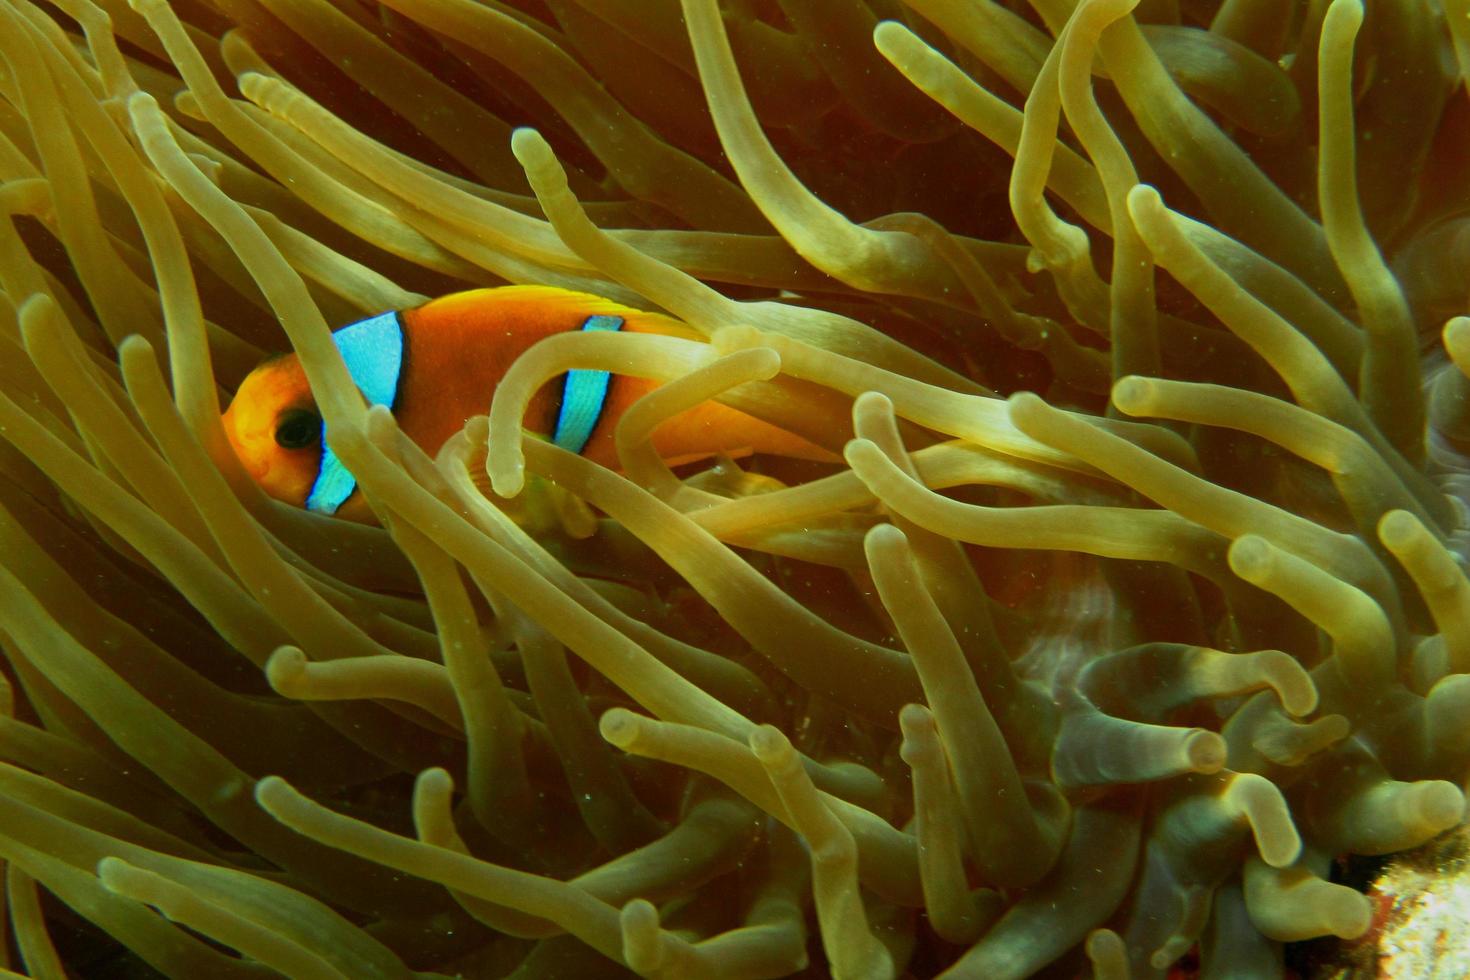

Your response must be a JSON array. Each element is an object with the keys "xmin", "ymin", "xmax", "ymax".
[{"xmin": 1, "ymin": 0, "xmax": 1468, "ymax": 977}]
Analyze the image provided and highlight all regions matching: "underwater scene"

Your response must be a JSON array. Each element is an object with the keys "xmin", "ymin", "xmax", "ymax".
[{"xmin": 0, "ymin": 0, "xmax": 1469, "ymax": 976}]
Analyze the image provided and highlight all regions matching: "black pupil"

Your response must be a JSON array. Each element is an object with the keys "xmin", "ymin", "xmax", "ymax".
[{"xmin": 274, "ymin": 410, "xmax": 321, "ymax": 450}]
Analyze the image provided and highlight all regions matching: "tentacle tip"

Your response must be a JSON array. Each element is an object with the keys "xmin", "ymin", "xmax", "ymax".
[
  {"xmin": 125, "ymin": 90, "xmax": 157, "ymax": 112},
  {"xmin": 264, "ymin": 645, "xmax": 308, "ymax": 690},
  {"xmin": 749, "ymin": 723, "xmax": 794, "ymax": 766},
  {"xmin": 94, "ymin": 855, "xmax": 129, "ymax": 881},
  {"xmin": 415, "ymin": 767, "xmax": 455, "ymax": 795},
  {"xmin": 510, "ymin": 127, "xmax": 552, "ymax": 167},
  {"xmin": 1376, "ymin": 508, "xmax": 1419, "ymax": 547},
  {"xmin": 253, "ymin": 774, "xmax": 293, "ymax": 810},
  {"xmin": 1227, "ymin": 535, "xmax": 1273, "ymax": 575},
  {"xmin": 461, "ymin": 415, "xmax": 489, "ymax": 446},
  {"xmin": 1427, "ymin": 669, "xmax": 1470, "ymax": 702},
  {"xmin": 17, "ymin": 293, "xmax": 57, "ymax": 321},
  {"xmin": 872, "ymin": 19, "xmax": 912, "ymax": 56},
  {"xmin": 1335, "ymin": 894, "xmax": 1374, "ymax": 940},
  {"xmin": 1444, "ymin": 317, "xmax": 1470, "ymax": 372},
  {"xmin": 1186, "ymin": 730, "xmax": 1228, "ymax": 773},
  {"xmin": 1262, "ymin": 831, "xmax": 1303, "ymax": 869},
  {"xmin": 841, "ymin": 437, "xmax": 880, "ymax": 467},
  {"xmin": 364, "ymin": 405, "xmax": 398, "ymax": 449},
  {"xmin": 598, "ymin": 707, "xmax": 641, "ymax": 748},
  {"xmin": 95, "ymin": 858, "xmax": 148, "ymax": 898},
  {"xmin": 1256, "ymin": 651, "xmax": 1320, "ymax": 716},
  {"xmin": 1006, "ymin": 390, "xmax": 1046, "ymax": 413},
  {"xmin": 1002, "ymin": 397, "xmax": 1046, "ymax": 442},
  {"xmin": 1415, "ymin": 781, "xmax": 1466, "ymax": 832},
  {"xmin": 862, "ymin": 520, "xmax": 907, "ymax": 553},
  {"xmin": 1280, "ymin": 687, "xmax": 1319, "ymax": 719},
  {"xmin": 620, "ymin": 897, "xmax": 659, "ymax": 928},
  {"xmin": 1125, "ymin": 183, "xmax": 1163, "ymax": 216},
  {"xmin": 709, "ymin": 323, "xmax": 763, "ymax": 354},
  {"xmin": 748, "ymin": 345, "xmax": 783, "ymax": 378},
  {"xmin": 489, "ymin": 467, "xmax": 526, "ymax": 499},
  {"xmin": 898, "ymin": 702, "xmax": 933, "ymax": 733},
  {"xmin": 1326, "ymin": 0, "xmax": 1366, "ymax": 27},
  {"xmin": 1148, "ymin": 935, "xmax": 1193, "ymax": 972},
  {"xmin": 236, "ymin": 71, "xmax": 269, "ymax": 96},
  {"xmin": 117, "ymin": 334, "xmax": 154, "ymax": 359},
  {"xmin": 1126, "ymin": 182, "xmax": 1161, "ymax": 202},
  {"xmin": 1111, "ymin": 375, "xmax": 1152, "ymax": 415},
  {"xmin": 620, "ymin": 899, "xmax": 666, "ymax": 970},
  {"xmin": 1086, "ymin": 928, "xmax": 1125, "ymax": 961},
  {"xmin": 853, "ymin": 390, "xmax": 895, "ymax": 414},
  {"xmin": 365, "ymin": 403, "xmax": 395, "ymax": 425}
]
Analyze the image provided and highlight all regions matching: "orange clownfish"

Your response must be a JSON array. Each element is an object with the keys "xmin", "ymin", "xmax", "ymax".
[{"xmin": 223, "ymin": 286, "xmax": 831, "ymax": 522}]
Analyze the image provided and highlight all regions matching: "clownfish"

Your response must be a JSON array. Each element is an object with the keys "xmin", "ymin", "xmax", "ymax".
[{"xmin": 223, "ymin": 286, "xmax": 832, "ymax": 522}]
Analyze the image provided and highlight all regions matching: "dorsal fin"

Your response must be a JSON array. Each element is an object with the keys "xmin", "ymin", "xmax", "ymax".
[{"xmin": 413, "ymin": 285, "xmax": 700, "ymax": 339}]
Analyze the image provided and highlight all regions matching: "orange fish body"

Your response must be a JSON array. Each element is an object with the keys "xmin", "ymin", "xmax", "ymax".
[{"xmin": 223, "ymin": 286, "xmax": 830, "ymax": 521}]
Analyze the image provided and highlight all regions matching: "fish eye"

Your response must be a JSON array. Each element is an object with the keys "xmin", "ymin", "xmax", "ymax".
[{"xmin": 274, "ymin": 409, "xmax": 322, "ymax": 450}]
